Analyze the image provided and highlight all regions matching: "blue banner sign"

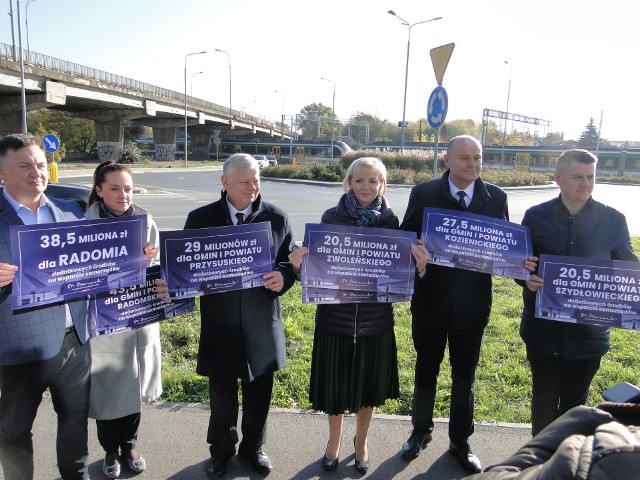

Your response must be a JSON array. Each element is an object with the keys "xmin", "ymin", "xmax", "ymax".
[
  {"xmin": 301, "ymin": 224, "xmax": 416, "ymax": 304},
  {"xmin": 421, "ymin": 208, "xmax": 532, "ymax": 280},
  {"xmin": 160, "ymin": 222, "xmax": 275, "ymax": 297},
  {"xmin": 10, "ymin": 215, "xmax": 147, "ymax": 309},
  {"xmin": 90, "ymin": 265, "xmax": 196, "ymax": 336},
  {"xmin": 536, "ymin": 254, "xmax": 640, "ymax": 330}
]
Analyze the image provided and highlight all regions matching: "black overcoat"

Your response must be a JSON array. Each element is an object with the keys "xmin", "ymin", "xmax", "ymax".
[
  {"xmin": 401, "ymin": 170, "xmax": 509, "ymax": 330},
  {"xmin": 184, "ymin": 191, "xmax": 296, "ymax": 380}
]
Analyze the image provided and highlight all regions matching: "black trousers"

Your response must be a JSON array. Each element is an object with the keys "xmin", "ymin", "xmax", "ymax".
[
  {"xmin": 96, "ymin": 412, "xmax": 141, "ymax": 455},
  {"xmin": 0, "ymin": 331, "xmax": 91, "ymax": 480},
  {"xmin": 207, "ymin": 372, "xmax": 274, "ymax": 459},
  {"xmin": 526, "ymin": 346, "xmax": 602, "ymax": 436},
  {"xmin": 411, "ymin": 322, "xmax": 485, "ymax": 444}
]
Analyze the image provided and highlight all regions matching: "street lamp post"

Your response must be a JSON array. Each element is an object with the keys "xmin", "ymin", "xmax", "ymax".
[
  {"xmin": 8, "ymin": 1, "xmax": 17, "ymax": 60},
  {"xmin": 214, "ymin": 49, "xmax": 232, "ymax": 114},
  {"xmin": 500, "ymin": 60, "xmax": 512, "ymax": 170},
  {"xmin": 274, "ymin": 90, "xmax": 285, "ymax": 138},
  {"xmin": 25, "ymin": 0, "xmax": 38, "ymax": 52},
  {"xmin": 320, "ymin": 77, "xmax": 335, "ymax": 160},
  {"xmin": 184, "ymin": 50, "xmax": 207, "ymax": 166},
  {"xmin": 190, "ymin": 71, "xmax": 203, "ymax": 96},
  {"xmin": 25, "ymin": 0, "xmax": 38, "ymax": 53},
  {"xmin": 388, "ymin": 10, "xmax": 442, "ymax": 152},
  {"xmin": 16, "ymin": 0, "xmax": 27, "ymax": 132}
]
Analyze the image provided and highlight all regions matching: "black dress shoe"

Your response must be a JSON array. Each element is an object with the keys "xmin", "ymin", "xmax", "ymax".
[
  {"xmin": 239, "ymin": 448, "xmax": 272, "ymax": 474},
  {"xmin": 355, "ymin": 458, "xmax": 370, "ymax": 475},
  {"xmin": 322, "ymin": 454, "xmax": 339, "ymax": 471},
  {"xmin": 449, "ymin": 442, "xmax": 482, "ymax": 473},
  {"xmin": 205, "ymin": 457, "xmax": 227, "ymax": 479},
  {"xmin": 353, "ymin": 436, "xmax": 370, "ymax": 474},
  {"xmin": 322, "ymin": 442, "xmax": 339, "ymax": 472},
  {"xmin": 401, "ymin": 430, "xmax": 432, "ymax": 460}
]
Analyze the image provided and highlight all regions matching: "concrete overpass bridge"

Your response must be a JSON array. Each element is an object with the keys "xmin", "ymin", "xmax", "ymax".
[{"xmin": 0, "ymin": 43, "xmax": 288, "ymax": 160}]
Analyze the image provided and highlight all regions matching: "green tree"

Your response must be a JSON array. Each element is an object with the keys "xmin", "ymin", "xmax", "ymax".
[
  {"xmin": 349, "ymin": 112, "xmax": 397, "ymax": 146},
  {"xmin": 27, "ymin": 109, "xmax": 95, "ymax": 154},
  {"xmin": 120, "ymin": 142, "xmax": 142, "ymax": 164},
  {"xmin": 297, "ymin": 103, "xmax": 335, "ymax": 140},
  {"xmin": 543, "ymin": 131, "xmax": 565, "ymax": 144},
  {"xmin": 443, "ymin": 119, "xmax": 482, "ymax": 142},
  {"xmin": 33, "ymin": 123, "xmax": 67, "ymax": 162},
  {"xmin": 124, "ymin": 120, "xmax": 147, "ymax": 142},
  {"xmin": 577, "ymin": 118, "xmax": 599, "ymax": 148}
]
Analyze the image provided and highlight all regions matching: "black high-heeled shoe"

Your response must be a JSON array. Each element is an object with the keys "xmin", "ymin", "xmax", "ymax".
[
  {"xmin": 353, "ymin": 436, "xmax": 370, "ymax": 474},
  {"xmin": 322, "ymin": 442, "xmax": 339, "ymax": 472}
]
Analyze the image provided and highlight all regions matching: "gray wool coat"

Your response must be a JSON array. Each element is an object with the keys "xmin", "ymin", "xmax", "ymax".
[{"xmin": 86, "ymin": 203, "xmax": 162, "ymax": 420}]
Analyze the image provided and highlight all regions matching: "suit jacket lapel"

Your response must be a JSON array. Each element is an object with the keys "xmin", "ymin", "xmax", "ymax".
[
  {"xmin": 0, "ymin": 193, "xmax": 24, "ymax": 250},
  {"xmin": 47, "ymin": 198, "xmax": 67, "ymax": 223}
]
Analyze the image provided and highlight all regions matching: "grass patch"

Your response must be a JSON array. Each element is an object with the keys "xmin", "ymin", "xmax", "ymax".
[{"xmin": 160, "ymin": 236, "xmax": 640, "ymax": 423}]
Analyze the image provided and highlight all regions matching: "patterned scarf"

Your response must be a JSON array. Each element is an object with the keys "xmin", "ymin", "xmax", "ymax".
[
  {"xmin": 344, "ymin": 189, "xmax": 382, "ymax": 227},
  {"xmin": 98, "ymin": 201, "xmax": 135, "ymax": 218}
]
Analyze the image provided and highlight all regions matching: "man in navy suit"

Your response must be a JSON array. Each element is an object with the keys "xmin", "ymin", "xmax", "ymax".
[
  {"xmin": 400, "ymin": 136, "xmax": 508, "ymax": 473},
  {"xmin": 0, "ymin": 134, "xmax": 91, "ymax": 480}
]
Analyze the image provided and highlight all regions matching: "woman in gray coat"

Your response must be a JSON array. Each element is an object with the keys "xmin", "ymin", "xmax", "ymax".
[{"xmin": 86, "ymin": 161, "xmax": 160, "ymax": 479}]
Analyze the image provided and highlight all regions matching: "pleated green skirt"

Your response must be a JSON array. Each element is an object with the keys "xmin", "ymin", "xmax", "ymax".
[{"xmin": 309, "ymin": 328, "xmax": 399, "ymax": 415}]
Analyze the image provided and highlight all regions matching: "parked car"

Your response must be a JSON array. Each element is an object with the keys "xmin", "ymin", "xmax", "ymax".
[
  {"xmin": 45, "ymin": 183, "xmax": 91, "ymax": 212},
  {"xmin": 265, "ymin": 155, "xmax": 278, "ymax": 167},
  {"xmin": 0, "ymin": 181, "xmax": 91, "ymax": 212},
  {"xmin": 253, "ymin": 155, "xmax": 269, "ymax": 168}
]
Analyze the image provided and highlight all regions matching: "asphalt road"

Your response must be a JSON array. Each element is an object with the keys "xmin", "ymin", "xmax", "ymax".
[
  {"xmin": 20, "ymin": 398, "xmax": 531, "ymax": 480},
  {"xmin": 58, "ymin": 168, "xmax": 640, "ymax": 237}
]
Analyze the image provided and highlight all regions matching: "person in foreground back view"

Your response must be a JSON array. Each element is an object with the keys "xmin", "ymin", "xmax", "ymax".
[{"xmin": 462, "ymin": 397, "xmax": 640, "ymax": 479}]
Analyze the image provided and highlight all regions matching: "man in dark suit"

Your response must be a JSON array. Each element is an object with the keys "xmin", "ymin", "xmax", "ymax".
[
  {"xmin": 399, "ymin": 136, "xmax": 509, "ymax": 473},
  {"xmin": 184, "ymin": 154, "xmax": 297, "ymax": 478},
  {"xmin": 0, "ymin": 134, "xmax": 91, "ymax": 480}
]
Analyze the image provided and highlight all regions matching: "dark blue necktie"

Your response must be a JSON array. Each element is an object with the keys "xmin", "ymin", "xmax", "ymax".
[
  {"xmin": 457, "ymin": 191, "xmax": 467, "ymax": 209},
  {"xmin": 235, "ymin": 212, "xmax": 244, "ymax": 225}
]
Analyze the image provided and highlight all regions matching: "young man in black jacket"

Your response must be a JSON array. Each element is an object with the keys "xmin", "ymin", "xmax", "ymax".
[{"xmin": 519, "ymin": 149, "xmax": 637, "ymax": 436}]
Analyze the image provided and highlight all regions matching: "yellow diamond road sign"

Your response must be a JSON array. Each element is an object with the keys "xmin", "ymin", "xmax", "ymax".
[{"xmin": 430, "ymin": 43, "xmax": 455, "ymax": 86}]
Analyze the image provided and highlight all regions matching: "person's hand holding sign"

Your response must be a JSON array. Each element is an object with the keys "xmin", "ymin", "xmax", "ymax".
[
  {"xmin": 263, "ymin": 271, "xmax": 284, "ymax": 293},
  {"xmin": 143, "ymin": 242, "xmax": 158, "ymax": 263},
  {"xmin": 0, "ymin": 263, "xmax": 18, "ymax": 288},
  {"xmin": 288, "ymin": 246, "xmax": 309, "ymax": 275},
  {"xmin": 411, "ymin": 240, "xmax": 430, "ymax": 278},
  {"xmin": 523, "ymin": 256, "xmax": 543, "ymax": 292}
]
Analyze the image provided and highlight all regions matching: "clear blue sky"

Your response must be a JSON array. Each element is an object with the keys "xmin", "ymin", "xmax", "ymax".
[{"xmin": 4, "ymin": 0, "xmax": 638, "ymax": 142}]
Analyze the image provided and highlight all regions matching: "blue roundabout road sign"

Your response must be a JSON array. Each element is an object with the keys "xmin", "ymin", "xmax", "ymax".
[{"xmin": 427, "ymin": 86, "xmax": 448, "ymax": 129}]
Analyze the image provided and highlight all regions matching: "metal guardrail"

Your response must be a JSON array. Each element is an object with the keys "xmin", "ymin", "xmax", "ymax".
[{"xmin": 0, "ymin": 42, "xmax": 281, "ymax": 129}]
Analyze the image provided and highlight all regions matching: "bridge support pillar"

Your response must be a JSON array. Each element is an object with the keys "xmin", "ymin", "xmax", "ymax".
[
  {"xmin": 152, "ymin": 127, "xmax": 176, "ymax": 161},
  {"xmin": 190, "ymin": 125, "xmax": 212, "ymax": 160},
  {"xmin": 0, "ymin": 113, "xmax": 23, "ymax": 136},
  {"xmin": 94, "ymin": 117, "xmax": 124, "ymax": 162}
]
